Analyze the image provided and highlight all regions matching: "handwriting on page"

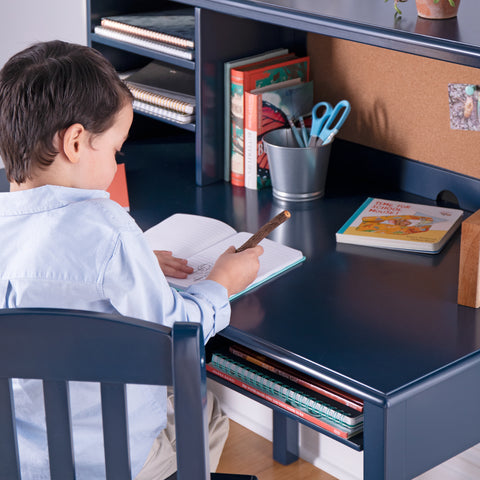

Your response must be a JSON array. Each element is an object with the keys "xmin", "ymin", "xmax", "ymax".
[{"xmin": 190, "ymin": 263, "xmax": 213, "ymax": 281}]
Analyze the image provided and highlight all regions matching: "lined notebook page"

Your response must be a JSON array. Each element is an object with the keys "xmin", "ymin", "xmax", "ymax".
[
  {"xmin": 144, "ymin": 213, "xmax": 236, "ymax": 259},
  {"xmin": 167, "ymin": 232, "xmax": 304, "ymax": 291}
]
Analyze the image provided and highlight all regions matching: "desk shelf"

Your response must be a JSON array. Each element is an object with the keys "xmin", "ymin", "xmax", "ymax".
[
  {"xmin": 206, "ymin": 371, "xmax": 364, "ymax": 452},
  {"xmin": 89, "ymin": 0, "xmax": 480, "ymax": 185}
]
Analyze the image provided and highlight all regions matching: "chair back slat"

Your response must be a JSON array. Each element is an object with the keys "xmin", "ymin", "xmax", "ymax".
[
  {"xmin": 0, "ymin": 378, "xmax": 21, "ymax": 480},
  {"xmin": 101, "ymin": 383, "xmax": 131, "ymax": 480},
  {"xmin": 173, "ymin": 323, "xmax": 210, "ymax": 480},
  {"xmin": 43, "ymin": 380, "xmax": 75, "ymax": 480}
]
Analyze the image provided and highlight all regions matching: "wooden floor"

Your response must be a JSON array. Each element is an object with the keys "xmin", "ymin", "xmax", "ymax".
[
  {"xmin": 216, "ymin": 420, "xmax": 337, "ymax": 480},
  {"xmin": 217, "ymin": 420, "xmax": 480, "ymax": 480}
]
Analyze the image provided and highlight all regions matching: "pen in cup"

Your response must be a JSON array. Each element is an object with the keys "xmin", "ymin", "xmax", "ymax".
[
  {"xmin": 287, "ymin": 116, "xmax": 305, "ymax": 148},
  {"xmin": 298, "ymin": 116, "xmax": 309, "ymax": 147}
]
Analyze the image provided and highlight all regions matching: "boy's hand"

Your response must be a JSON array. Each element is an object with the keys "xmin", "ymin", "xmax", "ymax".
[
  {"xmin": 154, "ymin": 250, "xmax": 194, "ymax": 279},
  {"xmin": 207, "ymin": 245, "xmax": 263, "ymax": 297}
]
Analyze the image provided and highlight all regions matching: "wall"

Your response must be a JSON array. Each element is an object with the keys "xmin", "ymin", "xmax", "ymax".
[
  {"xmin": 307, "ymin": 34, "xmax": 480, "ymax": 179},
  {"xmin": 0, "ymin": 0, "xmax": 87, "ymax": 172},
  {"xmin": 0, "ymin": 0, "xmax": 87, "ymax": 68}
]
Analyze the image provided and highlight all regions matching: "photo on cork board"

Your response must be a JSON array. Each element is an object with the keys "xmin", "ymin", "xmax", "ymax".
[{"xmin": 448, "ymin": 83, "xmax": 480, "ymax": 131}]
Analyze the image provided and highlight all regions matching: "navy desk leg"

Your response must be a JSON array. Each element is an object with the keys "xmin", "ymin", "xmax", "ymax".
[
  {"xmin": 272, "ymin": 410, "xmax": 299, "ymax": 465},
  {"xmin": 363, "ymin": 401, "xmax": 406, "ymax": 480}
]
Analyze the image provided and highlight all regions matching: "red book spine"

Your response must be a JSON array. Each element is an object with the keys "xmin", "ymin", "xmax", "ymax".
[
  {"xmin": 230, "ymin": 54, "xmax": 309, "ymax": 188},
  {"xmin": 230, "ymin": 68, "xmax": 246, "ymax": 187},
  {"xmin": 207, "ymin": 364, "xmax": 353, "ymax": 439},
  {"xmin": 229, "ymin": 345, "xmax": 363, "ymax": 412}
]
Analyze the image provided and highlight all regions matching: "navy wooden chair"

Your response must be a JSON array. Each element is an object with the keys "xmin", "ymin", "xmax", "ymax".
[{"xmin": 0, "ymin": 308, "xmax": 257, "ymax": 480}]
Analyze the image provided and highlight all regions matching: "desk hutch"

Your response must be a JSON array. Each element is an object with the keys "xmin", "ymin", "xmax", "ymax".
[{"xmin": 87, "ymin": 1, "xmax": 480, "ymax": 479}]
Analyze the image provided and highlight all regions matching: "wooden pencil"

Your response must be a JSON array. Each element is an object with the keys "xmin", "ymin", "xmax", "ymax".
[{"xmin": 236, "ymin": 210, "xmax": 291, "ymax": 252}]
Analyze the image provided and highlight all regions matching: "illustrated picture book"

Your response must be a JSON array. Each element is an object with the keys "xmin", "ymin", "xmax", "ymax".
[
  {"xmin": 144, "ymin": 213, "xmax": 305, "ymax": 299},
  {"xmin": 223, "ymin": 48, "xmax": 289, "ymax": 182},
  {"xmin": 336, "ymin": 197, "xmax": 464, "ymax": 254},
  {"xmin": 244, "ymin": 80, "xmax": 313, "ymax": 190},
  {"xmin": 230, "ymin": 54, "xmax": 310, "ymax": 187}
]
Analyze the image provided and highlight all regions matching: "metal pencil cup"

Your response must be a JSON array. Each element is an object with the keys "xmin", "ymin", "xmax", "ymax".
[{"xmin": 263, "ymin": 128, "xmax": 332, "ymax": 201}]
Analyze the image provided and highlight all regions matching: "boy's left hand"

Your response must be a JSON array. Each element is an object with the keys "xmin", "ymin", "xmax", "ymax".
[{"xmin": 154, "ymin": 250, "xmax": 194, "ymax": 279}]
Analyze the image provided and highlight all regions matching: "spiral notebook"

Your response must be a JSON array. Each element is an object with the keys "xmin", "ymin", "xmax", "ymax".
[
  {"xmin": 132, "ymin": 100, "xmax": 194, "ymax": 124},
  {"xmin": 100, "ymin": 9, "xmax": 195, "ymax": 49},
  {"xmin": 207, "ymin": 352, "xmax": 363, "ymax": 438},
  {"xmin": 93, "ymin": 26, "xmax": 194, "ymax": 60},
  {"xmin": 126, "ymin": 82, "xmax": 194, "ymax": 115}
]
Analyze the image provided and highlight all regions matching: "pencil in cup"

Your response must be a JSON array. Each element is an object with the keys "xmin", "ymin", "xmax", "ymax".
[{"xmin": 235, "ymin": 210, "xmax": 291, "ymax": 253}]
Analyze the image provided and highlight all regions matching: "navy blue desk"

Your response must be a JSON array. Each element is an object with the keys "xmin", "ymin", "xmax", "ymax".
[{"xmin": 124, "ymin": 138, "xmax": 480, "ymax": 480}]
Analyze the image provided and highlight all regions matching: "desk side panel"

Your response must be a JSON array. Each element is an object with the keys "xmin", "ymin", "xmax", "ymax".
[{"xmin": 403, "ymin": 356, "xmax": 480, "ymax": 478}]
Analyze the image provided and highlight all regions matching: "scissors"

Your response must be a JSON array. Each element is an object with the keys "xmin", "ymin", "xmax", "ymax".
[{"xmin": 308, "ymin": 100, "xmax": 351, "ymax": 147}]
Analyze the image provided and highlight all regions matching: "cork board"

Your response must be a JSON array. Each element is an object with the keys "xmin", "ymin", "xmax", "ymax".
[{"xmin": 307, "ymin": 34, "xmax": 480, "ymax": 178}]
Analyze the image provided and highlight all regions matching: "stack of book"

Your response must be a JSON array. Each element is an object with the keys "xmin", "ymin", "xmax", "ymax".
[
  {"xmin": 122, "ymin": 61, "xmax": 195, "ymax": 124},
  {"xmin": 94, "ymin": 8, "xmax": 195, "ymax": 60},
  {"xmin": 207, "ymin": 343, "xmax": 363, "ymax": 440},
  {"xmin": 225, "ymin": 50, "xmax": 313, "ymax": 190}
]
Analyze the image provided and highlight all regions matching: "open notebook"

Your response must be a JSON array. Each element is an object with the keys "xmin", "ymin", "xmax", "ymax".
[{"xmin": 144, "ymin": 213, "xmax": 305, "ymax": 300}]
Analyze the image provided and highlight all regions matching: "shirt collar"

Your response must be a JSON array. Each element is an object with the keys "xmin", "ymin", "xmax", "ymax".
[{"xmin": 0, "ymin": 185, "xmax": 109, "ymax": 216}]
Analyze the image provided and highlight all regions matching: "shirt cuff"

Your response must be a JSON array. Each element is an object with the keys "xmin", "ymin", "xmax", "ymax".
[{"xmin": 186, "ymin": 279, "xmax": 230, "ymax": 334}]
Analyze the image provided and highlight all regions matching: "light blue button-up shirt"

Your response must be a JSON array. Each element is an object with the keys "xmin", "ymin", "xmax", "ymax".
[{"xmin": 0, "ymin": 185, "xmax": 231, "ymax": 479}]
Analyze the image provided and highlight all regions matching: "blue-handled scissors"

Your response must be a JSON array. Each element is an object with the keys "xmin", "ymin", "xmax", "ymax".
[{"xmin": 308, "ymin": 100, "xmax": 351, "ymax": 147}]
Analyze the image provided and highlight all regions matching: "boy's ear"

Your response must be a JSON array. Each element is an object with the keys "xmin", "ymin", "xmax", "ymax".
[{"xmin": 62, "ymin": 123, "xmax": 87, "ymax": 164}]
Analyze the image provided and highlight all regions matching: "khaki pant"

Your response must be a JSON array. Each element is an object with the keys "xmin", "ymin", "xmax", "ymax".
[{"xmin": 135, "ymin": 389, "xmax": 229, "ymax": 480}]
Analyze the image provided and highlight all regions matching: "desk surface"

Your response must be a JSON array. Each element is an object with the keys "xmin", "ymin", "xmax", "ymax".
[{"xmin": 126, "ymin": 139, "xmax": 480, "ymax": 404}]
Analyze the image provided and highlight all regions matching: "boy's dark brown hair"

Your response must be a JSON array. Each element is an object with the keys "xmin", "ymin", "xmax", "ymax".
[{"xmin": 0, "ymin": 40, "xmax": 132, "ymax": 184}]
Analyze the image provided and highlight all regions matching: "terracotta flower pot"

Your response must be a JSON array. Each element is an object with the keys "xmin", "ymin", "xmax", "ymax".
[{"xmin": 415, "ymin": 0, "xmax": 460, "ymax": 19}]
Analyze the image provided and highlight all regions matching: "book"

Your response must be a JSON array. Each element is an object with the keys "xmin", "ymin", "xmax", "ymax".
[
  {"xmin": 143, "ymin": 213, "xmax": 305, "ymax": 300},
  {"xmin": 210, "ymin": 352, "xmax": 363, "ymax": 428},
  {"xmin": 100, "ymin": 9, "xmax": 195, "ymax": 49},
  {"xmin": 223, "ymin": 49, "xmax": 289, "ymax": 182},
  {"xmin": 244, "ymin": 80, "xmax": 313, "ymax": 190},
  {"xmin": 123, "ymin": 61, "xmax": 195, "ymax": 115},
  {"xmin": 93, "ymin": 26, "xmax": 194, "ymax": 61},
  {"xmin": 230, "ymin": 55, "xmax": 310, "ymax": 187},
  {"xmin": 207, "ymin": 354, "xmax": 363, "ymax": 439},
  {"xmin": 125, "ymin": 61, "xmax": 195, "ymax": 102},
  {"xmin": 132, "ymin": 100, "xmax": 194, "ymax": 124},
  {"xmin": 107, "ymin": 163, "xmax": 129, "ymax": 211},
  {"xmin": 336, "ymin": 197, "xmax": 464, "ymax": 254},
  {"xmin": 228, "ymin": 343, "xmax": 363, "ymax": 412}
]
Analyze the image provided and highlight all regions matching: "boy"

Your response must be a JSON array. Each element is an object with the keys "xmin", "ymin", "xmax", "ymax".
[{"xmin": 0, "ymin": 40, "xmax": 263, "ymax": 479}]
